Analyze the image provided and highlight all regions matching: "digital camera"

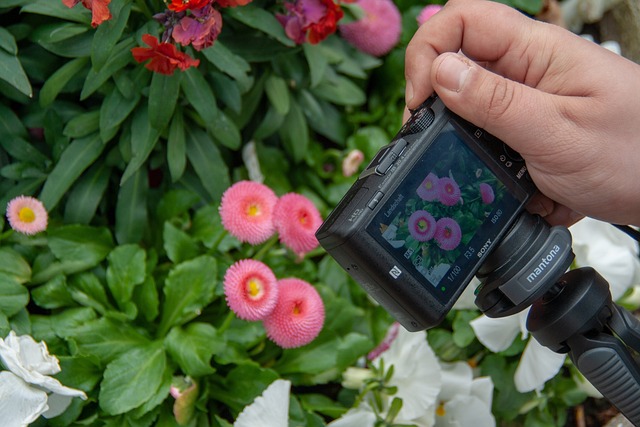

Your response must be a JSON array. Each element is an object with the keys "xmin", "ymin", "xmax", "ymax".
[{"xmin": 316, "ymin": 95, "xmax": 539, "ymax": 331}]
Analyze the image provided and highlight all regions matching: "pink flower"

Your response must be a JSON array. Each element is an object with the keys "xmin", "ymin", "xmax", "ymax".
[
  {"xmin": 219, "ymin": 181, "xmax": 278, "ymax": 245},
  {"xmin": 339, "ymin": 0, "xmax": 402, "ymax": 56},
  {"xmin": 224, "ymin": 259, "xmax": 279, "ymax": 321},
  {"xmin": 263, "ymin": 278, "xmax": 325, "ymax": 348},
  {"xmin": 479, "ymin": 183, "xmax": 495, "ymax": 204},
  {"xmin": 408, "ymin": 210, "xmax": 436, "ymax": 242},
  {"xmin": 277, "ymin": 0, "xmax": 344, "ymax": 45},
  {"xmin": 437, "ymin": 177, "xmax": 461, "ymax": 206},
  {"xmin": 342, "ymin": 149, "xmax": 364, "ymax": 177},
  {"xmin": 367, "ymin": 322, "xmax": 400, "ymax": 360},
  {"xmin": 172, "ymin": 5, "xmax": 223, "ymax": 51},
  {"xmin": 416, "ymin": 4, "xmax": 442, "ymax": 26},
  {"xmin": 416, "ymin": 172, "xmax": 439, "ymax": 201},
  {"xmin": 273, "ymin": 193, "xmax": 322, "ymax": 256},
  {"xmin": 434, "ymin": 217, "xmax": 462, "ymax": 251},
  {"xmin": 6, "ymin": 196, "xmax": 48, "ymax": 235}
]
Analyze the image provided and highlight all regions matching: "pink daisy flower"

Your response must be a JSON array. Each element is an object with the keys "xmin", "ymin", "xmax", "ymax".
[
  {"xmin": 6, "ymin": 196, "xmax": 48, "ymax": 235},
  {"xmin": 219, "ymin": 181, "xmax": 278, "ymax": 245},
  {"xmin": 434, "ymin": 217, "xmax": 462, "ymax": 251},
  {"xmin": 479, "ymin": 183, "xmax": 495, "ymax": 204},
  {"xmin": 416, "ymin": 4, "xmax": 442, "ymax": 26},
  {"xmin": 408, "ymin": 210, "xmax": 436, "ymax": 242},
  {"xmin": 339, "ymin": 0, "xmax": 402, "ymax": 57},
  {"xmin": 223, "ymin": 259, "xmax": 279, "ymax": 321},
  {"xmin": 437, "ymin": 177, "xmax": 461, "ymax": 206},
  {"xmin": 273, "ymin": 193, "xmax": 322, "ymax": 256},
  {"xmin": 416, "ymin": 172, "xmax": 439, "ymax": 201},
  {"xmin": 263, "ymin": 278, "xmax": 325, "ymax": 348}
]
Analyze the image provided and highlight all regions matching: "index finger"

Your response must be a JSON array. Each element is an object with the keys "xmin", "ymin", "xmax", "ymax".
[{"xmin": 404, "ymin": 0, "xmax": 539, "ymax": 108}]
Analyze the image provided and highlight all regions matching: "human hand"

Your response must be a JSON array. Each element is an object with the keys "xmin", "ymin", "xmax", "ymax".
[{"xmin": 404, "ymin": 0, "xmax": 640, "ymax": 227}]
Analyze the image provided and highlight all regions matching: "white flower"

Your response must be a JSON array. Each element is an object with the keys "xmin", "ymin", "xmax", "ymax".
[
  {"xmin": 570, "ymin": 217, "xmax": 640, "ymax": 301},
  {"xmin": 470, "ymin": 311, "xmax": 566, "ymax": 393},
  {"xmin": 234, "ymin": 379, "xmax": 291, "ymax": 427},
  {"xmin": 371, "ymin": 327, "xmax": 441, "ymax": 422},
  {"xmin": 435, "ymin": 361, "xmax": 495, "ymax": 427},
  {"xmin": 0, "ymin": 331, "xmax": 87, "ymax": 427}
]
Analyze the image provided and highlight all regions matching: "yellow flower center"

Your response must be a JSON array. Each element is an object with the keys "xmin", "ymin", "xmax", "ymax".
[
  {"xmin": 436, "ymin": 402, "xmax": 446, "ymax": 417},
  {"xmin": 246, "ymin": 278, "xmax": 263, "ymax": 300},
  {"xmin": 18, "ymin": 207, "xmax": 36, "ymax": 223},
  {"xmin": 292, "ymin": 301, "xmax": 302, "ymax": 315},
  {"xmin": 246, "ymin": 204, "xmax": 260, "ymax": 217}
]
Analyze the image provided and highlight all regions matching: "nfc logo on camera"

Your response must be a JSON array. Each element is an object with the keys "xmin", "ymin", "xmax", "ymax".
[{"xmin": 389, "ymin": 266, "xmax": 402, "ymax": 279}]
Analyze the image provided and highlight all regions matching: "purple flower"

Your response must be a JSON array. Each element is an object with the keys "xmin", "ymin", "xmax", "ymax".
[
  {"xmin": 408, "ymin": 210, "xmax": 437, "ymax": 242},
  {"xmin": 172, "ymin": 5, "xmax": 223, "ymax": 51},
  {"xmin": 435, "ymin": 217, "xmax": 462, "ymax": 251},
  {"xmin": 438, "ymin": 177, "xmax": 461, "ymax": 206},
  {"xmin": 479, "ymin": 183, "xmax": 495, "ymax": 204},
  {"xmin": 416, "ymin": 172, "xmax": 439, "ymax": 201}
]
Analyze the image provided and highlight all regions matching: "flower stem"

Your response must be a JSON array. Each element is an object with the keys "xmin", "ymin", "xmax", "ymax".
[
  {"xmin": 252, "ymin": 235, "xmax": 279, "ymax": 261},
  {"xmin": 218, "ymin": 310, "xmax": 235, "ymax": 335}
]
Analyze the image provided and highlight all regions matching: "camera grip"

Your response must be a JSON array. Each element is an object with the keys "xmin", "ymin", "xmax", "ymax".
[{"xmin": 568, "ymin": 333, "xmax": 640, "ymax": 425}]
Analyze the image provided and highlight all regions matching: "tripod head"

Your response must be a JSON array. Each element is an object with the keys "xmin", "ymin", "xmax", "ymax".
[{"xmin": 475, "ymin": 211, "xmax": 640, "ymax": 425}]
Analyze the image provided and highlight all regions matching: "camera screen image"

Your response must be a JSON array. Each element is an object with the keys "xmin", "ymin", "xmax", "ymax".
[{"xmin": 366, "ymin": 122, "xmax": 522, "ymax": 303}]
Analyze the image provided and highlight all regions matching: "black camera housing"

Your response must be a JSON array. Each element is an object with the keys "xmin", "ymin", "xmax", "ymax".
[{"xmin": 316, "ymin": 96, "xmax": 539, "ymax": 331}]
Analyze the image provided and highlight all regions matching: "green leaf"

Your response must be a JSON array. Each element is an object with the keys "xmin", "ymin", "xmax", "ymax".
[
  {"xmin": 0, "ymin": 102, "xmax": 28, "ymax": 139},
  {"xmin": 0, "ymin": 273, "xmax": 29, "ymax": 317},
  {"xmin": 92, "ymin": 0, "xmax": 131, "ymax": 70},
  {"xmin": 210, "ymin": 110, "xmax": 241, "ymax": 150},
  {"xmin": 312, "ymin": 73, "xmax": 366, "ymax": 106},
  {"xmin": 132, "ymin": 276, "xmax": 159, "ymax": 323},
  {"xmin": 99, "ymin": 342, "xmax": 167, "ymax": 415},
  {"xmin": 225, "ymin": 6, "xmax": 295, "ymax": 47},
  {"xmin": 252, "ymin": 105, "xmax": 285, "ymax": 141},
  {"xmin": 115, "ymin": 168, "xmax": 148, "ymax": 245},
  {"xmin": 39, "ymin": 134, "xmax": 105, "ymax": 210},
  {"xmin": 148, "ymin": 72, "xmax": 181, "ymax": 130},
  {"xmin": 29, "ymin": 22, "xmax": 88, "ymax": 44},
  {"xmin": 48, "ymin": 224, "xmax": 114, "ymax": 266},
  {"xmin": 212, "ymin": 364, "xmax": 279, "ymax": 412},
  {"xmin": 185, "ymin": 126, "xmax": 230, "ymax": 202},
  {"xmin": 63, "ymin": 110, "xmax": 100, "ymax": 138},
  {"xmin": 303, "ymin": 43, "xmax": 328, "ymax": 88},
  {"xmin": 106, "ymin": 244, "xmax": 146, "ymax": 310},
  {"xmin": 0, "ymin": 27, "xmax": 18, "ymax": 55},
  {"xmin": 21, "ymin": 0, "xmax": 92, "ymax": 25},
  {"xmin": 81, "ymin": 37, "xmax": 135, "ymax": 100},
  {"xmin": 40, "ymin": 57, "xmax": 89, "ymax": 107},
  {"xmin": 210, "ymin": 72, "xmax": 241, "ymax": 114},
  {"xmin": 68, "ymin": 272, "xmax": 115, "ymax": 315},
  {"xmin": 278, "ymin": 98, "xmax": 308, "ymax": 163},
  {"xmin": 165, "ymin": 323, "xmax": 224, "ymax": 377},
  {"xmin": 265, "ymin": 73, "xmax": 290, "ymax": 115},
  {"xmin": 0, "ymin": 44, "xmax": 32, "ymax": 98},
  {"xmin": 99, "ymin": 85, "xmax": 141, "ymax": 142},
  {"xmin": 68, "ymin": 317, "xmax": 151, "ymax": 364},
  {"xmin": 163, "ymin": 222, "xmax": 200, "ymax": 264},
  {"xmin": 201, "ymin": 41, "xmax": 252, "ymax": 90},
  {"xmin": 156, "ymin": 189, "xmax": 199, "ymax": 224},
  {"xmin": 158, "ymin": 256, "xmax": 218, "ymax": 336},
  {"xmin": 180, "ymin": 67, "xmax": 217, "ymax": 125},
  {"xmin": 31, "ymin": 275, "xmax": 75, "ymax": 309},
  {"xmin": 64, "ymin": 160, "xmax": 111, "ymax": 224},
  {"xmin": 0, "ymin": 248, "xmax": 31, "ymax": 284},
  {"xmin": 167, "ymin": 109, "xmax": 186, "ymax": 182},
  {"xmin": 120, "ymin": 104, "xmax": 160, "ymax": 185}
]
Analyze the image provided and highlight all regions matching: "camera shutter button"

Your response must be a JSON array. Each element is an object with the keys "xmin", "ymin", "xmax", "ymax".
[{"xmin": 375, "ymin": 139, "xmax": 408, "ymax": 175}]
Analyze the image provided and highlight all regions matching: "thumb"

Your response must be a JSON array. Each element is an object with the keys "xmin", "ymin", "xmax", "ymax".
[{"xmin": 431, "ymin": 52, "xmax": 548, "ymax": 150}]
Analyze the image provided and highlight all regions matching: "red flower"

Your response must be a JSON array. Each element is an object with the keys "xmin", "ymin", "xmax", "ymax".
[
  {"xmin": 172, "ymin": 5, "xmax": 223, "ymax": 51},
  {"xmin": 131, "ymin": 34, "xmax": 200, "ymax": 75},
  {"xmin": 62, "ymin": 0, "xmax": 112, "ymax": 27},
  {"xmin": 277, "ymin": 0, "xmax": 344, "ymax": 45},
  {"xmin": 167, "ymin": 0, "xmax": 212, "ymax": 12}
]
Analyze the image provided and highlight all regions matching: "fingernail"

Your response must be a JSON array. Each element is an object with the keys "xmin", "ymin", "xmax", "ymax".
[
  {"xmin": 405, "ymin": 79, "xmax": 414, "ymax": 104},
  {"xmin": 436, "ymin": 54, "xmax": 471, "ymax": 92}
]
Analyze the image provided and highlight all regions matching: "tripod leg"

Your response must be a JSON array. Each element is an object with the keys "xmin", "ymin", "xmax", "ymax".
[{"xmin": 568, "ymin": 333, "xmax": 640, "ymax": 425}]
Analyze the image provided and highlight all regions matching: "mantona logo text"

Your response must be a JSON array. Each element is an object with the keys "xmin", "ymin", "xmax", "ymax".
[{"xmin": 526, "ymin": 245, "xmax": 561, "ymax": 283}]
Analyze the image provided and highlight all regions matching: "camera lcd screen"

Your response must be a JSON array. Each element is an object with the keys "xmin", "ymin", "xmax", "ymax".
[{"xmin": 366, "ymin": 122, "xmax": 522, "ymax": 304}]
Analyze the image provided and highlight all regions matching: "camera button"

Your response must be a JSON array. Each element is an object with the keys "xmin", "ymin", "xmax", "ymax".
[
  {"xmin": 503, "ymin": 144, "xmax": 523, "ymax": 161},
  {"xmin": 375, "ymin": 139, "xmax": 407, "ymax": 175},
  {"xmin": 367, "ymin": 191, "xmax": 384, "ymax": 209}
]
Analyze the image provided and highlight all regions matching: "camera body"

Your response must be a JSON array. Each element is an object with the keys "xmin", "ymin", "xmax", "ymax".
[{"xmin": 316, "ymin": 96, "xmax": 539, "ymax": 331}]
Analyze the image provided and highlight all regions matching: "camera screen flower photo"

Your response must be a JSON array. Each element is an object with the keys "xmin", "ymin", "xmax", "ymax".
[{"xmin": 370, "ymin": 124, "xmax": 513, "ymax": 294}]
